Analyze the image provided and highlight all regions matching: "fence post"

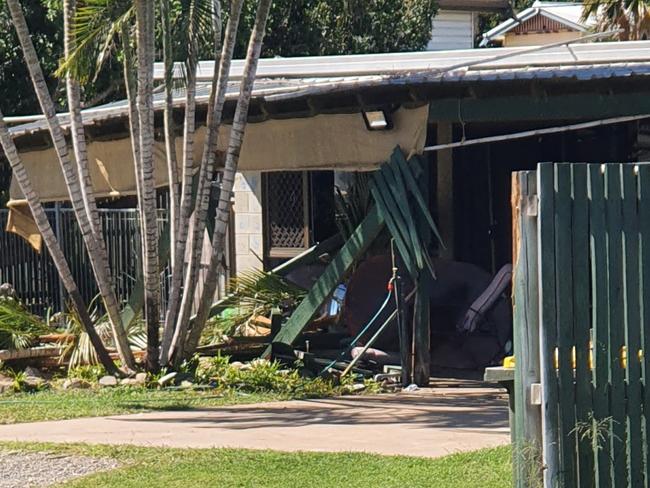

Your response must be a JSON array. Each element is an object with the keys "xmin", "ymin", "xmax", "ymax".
[
  {"xmin": 54, "ymin": 202, "xmax": 66, "ymax": 312},
  {"xmin": 512, "ymin": 171, "xmax": 543, "ymax": 486}
]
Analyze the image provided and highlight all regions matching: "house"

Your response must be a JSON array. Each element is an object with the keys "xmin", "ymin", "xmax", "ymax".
[
  {"xmin": 480, "ymin": 1, "xmax": 596, "ymax": 47},
  {"xmin": 428, "ymin": 0, "xmax": 510, "ymax": 50},
  {"xmin": 4, "ymin": 41, "xmax": 650, "ymax": 376}
]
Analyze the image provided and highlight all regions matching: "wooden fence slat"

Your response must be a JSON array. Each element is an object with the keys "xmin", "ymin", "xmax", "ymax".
[
  {"xmin": 620, "ymin": 164, "xmax": 643, "ymax": 488},
  {"xmin": 538, "ymin": 163, "xmax": 561, "ymax": 488},
  {"xmin": 571, "ymin": 163, "xmax": 594, "ymax": 487},
  {"xmin": 604, "ymin": 165, "xmax": 628, "ymax": 488},
  {"xmin": 512, "ymin": 171, "xmax": 542, "ymax": 487},
  {"xmin": 554, "ymin": 163, "xmax": 577, "ymax": 488},
  {"xmin": 637, "ymin": 164, "xmax": 650, "ymax": 488},
  {"xmin": 588, "ymin": 163, "xmax": 613, "ymax": 488}
]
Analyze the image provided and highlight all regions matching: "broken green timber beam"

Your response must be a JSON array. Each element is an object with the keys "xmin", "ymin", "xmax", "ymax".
[
  {"xmin": 263, "ymin": 206, "xmax": 385, "ymax": 357},
  {"xmin": 379, "ymin": 163, "xmax": 424, "ymax": 270},
  {"xmin": 393, "ymin": 149, "xmax": 445, "ymax": 248},
  {"xmin": 369, "ymin": 179, "xmax": 418, "ymax": 279}
]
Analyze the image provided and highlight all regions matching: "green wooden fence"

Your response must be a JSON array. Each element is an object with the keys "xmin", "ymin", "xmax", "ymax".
[{"xmin": 514, "ymin": 162, "xmax": 650, "ymax": 487}]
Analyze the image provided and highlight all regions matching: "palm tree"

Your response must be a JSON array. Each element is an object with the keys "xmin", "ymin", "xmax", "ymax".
[
  {"xmin": 582, "ymin": 0, "xmax": 650, "ymax": 40},
  {"xmin": 0, "ymin": 113, "xmax": 119, "ymax": 376},
  {"xmin": 182, "ymin": 0, "xmax": 273, "ymax": 360},
  {"xmin": 6, "ymin": 0, "xmax": 137, "ymax": 372},
  {"xmin": 163, "ymin": 0, "xmax": 244, "ymax": 364},
  {"xmin": 134, "ymin": 0, "xmax": 161, "ymax": 372}
]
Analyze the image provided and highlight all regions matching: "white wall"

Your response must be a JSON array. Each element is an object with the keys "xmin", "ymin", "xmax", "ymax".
[{"xmin": 427, "ymin": 10, "xmax": 477, "ymax": 51}]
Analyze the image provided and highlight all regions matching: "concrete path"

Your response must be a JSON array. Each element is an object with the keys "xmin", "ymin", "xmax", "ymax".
[{"xmin": 0, "ymin": 388, "xmax": 510, "ymax": 458}]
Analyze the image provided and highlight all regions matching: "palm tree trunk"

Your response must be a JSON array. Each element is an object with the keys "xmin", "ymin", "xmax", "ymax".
[
  {"xmin": 165, "ymin": 0, "xmax": 244, "ymax": 363},
  {"xmin": 161, "ymin": 0, "xmax": 180, "ymax": 269},
  {"xmin": 160, "ymin": 0, "xmax": 202, "ymax": 361},
  {"xmin": 181, "ymin": 0, "xmax": 273, "ymax": 360},
  {"xmin": 7, "ymin": 0, "xmax": 136, "ymax": 371},
  {"xmin": 63, "ymin": 0, "xmax": 102, "ymax": 241},
  {"xmin": 135, "ymin": 0, "xmax": 161, "ymax": 373},
  {"xmin": 0, "ymin": 113, "xmax": 119, "ymax": 376}
]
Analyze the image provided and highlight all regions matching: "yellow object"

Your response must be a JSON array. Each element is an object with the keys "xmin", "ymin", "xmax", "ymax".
[{"xmin": 503, "ymin": 356, "xmax": 515, "ymax": 368}]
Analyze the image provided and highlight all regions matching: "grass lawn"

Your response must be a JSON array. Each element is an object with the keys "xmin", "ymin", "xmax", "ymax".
[
  {"xmin": 0, "ymin": 387, "xmax": 284, "ymax": 424},
  {"xmin": 2, "ymin": 442, "xmax": 512, "ymax": 488}
]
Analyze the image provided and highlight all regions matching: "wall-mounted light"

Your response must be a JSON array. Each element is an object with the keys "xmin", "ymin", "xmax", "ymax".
[{"xmin": 362, "ymin": 109, "xmax": 393, "ymax": 131}]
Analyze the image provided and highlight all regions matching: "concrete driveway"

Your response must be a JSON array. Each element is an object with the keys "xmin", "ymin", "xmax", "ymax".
[{"xmin": 0, "ymin": 387, "xmax": 510, "ymax": 458}]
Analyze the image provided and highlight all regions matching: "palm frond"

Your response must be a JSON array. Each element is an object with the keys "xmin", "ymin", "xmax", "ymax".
[
  {"xmin": 0, "ymin": 298, "xmax": 49, "ymax": 350},
  {"xmin": 57, "ymin": 0, "xmax": 134, "ymax": 83},
  {"xmin": 201, "ymin": 271, "xmax": 306, "ymax": 344}
]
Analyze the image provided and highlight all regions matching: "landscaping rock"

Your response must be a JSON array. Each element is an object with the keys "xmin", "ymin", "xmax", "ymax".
[
  {"xmin": 98, "ymin": 376, "xmax": 118, "ymax": 387},
  {"xmin": 62, "ymin": 378, "xmax": 91, "ymax": 390},
  {"xmin": 230, "ymin": 361, "xmax": 244, "ymax": 370},
  {"xmin": 24, "ymin": 366, "xmax": 44, "ymax": 379},
  {"xmin": 179, "ymin": 380, "xmax": 194, "ymax": 389},
  {"xmin": 0, "ymin": 375, "xmax": 13, "ymax": 394},
  {"xmin": 119, "ymin": 378, "xmax": 137, "ymax": 386},
  {"xmin": 157, "ymin": 372, "xmax": 177, "ymax": 386},
  {"xmin": 134, "ymin": 372, "xmax": 148, "ymax": 385}
]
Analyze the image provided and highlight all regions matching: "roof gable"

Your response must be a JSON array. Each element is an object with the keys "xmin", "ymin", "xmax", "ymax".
[{"xmin": 481, "ymin": 2, "xmax": 595, "ymax": 46}]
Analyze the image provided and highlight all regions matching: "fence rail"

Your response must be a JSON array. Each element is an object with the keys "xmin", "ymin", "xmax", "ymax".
[{"xmin": 0, "ymin": 207, "xmax": 229, "ymax": 318}]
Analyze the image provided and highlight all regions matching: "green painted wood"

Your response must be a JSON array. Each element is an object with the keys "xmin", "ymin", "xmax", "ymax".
[
  {"xmin": 512, "ymin": 171, "xmax": 542, "ymax": 487},
  {"xmin": 265, "ymin": 206, "xmax": 385, "ymax": 355},
  {"xmin": 587, "ymin": 163, "xmax": 612, "ymax": 488},
  {"xmin": 427, "ymin": 90, "xmax": 650, "ymax": 123},
  {"xmin": 537, "ymin": 163, "xmax": 561, "ymax": 487},
  {"xmin": 380, "ymin": 164, "xmax": 424, "ymax": 270},
  {"xmin": 554, "ymin": 164, "xmax": 577, "ymax": 488},
  {"xmin": 571, "ymin": 164, "xmax": 594, "ymax": 487},
  {"xmin": 620, "ymin": 164, "xmax": 643, "ymax": 488},
  {"xmin": 368, "ymin": 179, "xmax": 417, "ymax": 279},
  {"xmin": 636, "ymin": 164, "xmax": 650, "ymax": 488},
  {"xmin": 392, "ymin": 149, "xmax": 444, "ymax": 248},
  {"xmin": 604, "ymin": 165, "xmax": 628, "ymax": 488},
  {"xmin": 413, "ymin": 161, "xmax": 432, "ymax": 386}
]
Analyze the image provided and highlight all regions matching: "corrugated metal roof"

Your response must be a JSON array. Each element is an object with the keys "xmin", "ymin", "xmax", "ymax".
[
  {"xmin": 10, "ymin": 41, "xmax": 650, "ymax": 138},
  {"xmin": 156, "ymin": 40, "xmax": 646, "ymax": 81}
]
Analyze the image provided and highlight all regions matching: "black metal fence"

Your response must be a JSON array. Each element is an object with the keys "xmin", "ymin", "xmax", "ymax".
[{"xmin": 0, "ymin": 207, "xmax": 229, "ymax": 317}]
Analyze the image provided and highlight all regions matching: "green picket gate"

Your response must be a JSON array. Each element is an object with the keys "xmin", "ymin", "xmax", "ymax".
[{"xmin": 512, "ymin": 162, "xmax": 650, "ymax": 488}]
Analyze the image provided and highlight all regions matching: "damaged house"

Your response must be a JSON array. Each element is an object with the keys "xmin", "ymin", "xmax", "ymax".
[{"xmin": 3, "ymin": 39, "xmax": 650, "ymax": 384}]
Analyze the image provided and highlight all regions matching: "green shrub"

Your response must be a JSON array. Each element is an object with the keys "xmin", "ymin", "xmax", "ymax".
[{"xmin": 67, "ymin": 364, "xmax": 107, "ymax": 382}]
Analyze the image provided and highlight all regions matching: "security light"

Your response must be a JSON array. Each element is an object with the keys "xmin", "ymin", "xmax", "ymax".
[{"xmin": 362, "ymin": 110, "xmax": 392, "ymax": 131}]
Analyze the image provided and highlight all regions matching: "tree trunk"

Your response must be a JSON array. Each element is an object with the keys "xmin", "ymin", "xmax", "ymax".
[
  {"xmin": 63, "ymin": 0, "xmax": 102, "ymax": 240},
  {"xmin": 0, "ymin": 113, "xmax": 119, "ymax": 376},
  {"xmin": 161, "ymin": 0, "xmax": 203, "ymax": 361},
  {"xmin": 7, "ymin": 0, "xmax": 136, "ymax": 371},
  {"xmin": 161, "ymin": 0, "xmax": 180, "ymax": 270},
  {"xmin": 135, "ymin": 0, "xmax": 161, "ymax": 373},
  {"xmin": 182, "ymin": 0, "xmax": 273, "ymax": 360},
  {"xmin": 166, "ymin": 0, "xmax": 244, "ymax": 364}
]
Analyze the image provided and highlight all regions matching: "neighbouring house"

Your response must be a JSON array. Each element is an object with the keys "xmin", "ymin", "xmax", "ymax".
[
  {"xmin": 2, "ymin": 41, "xmax": 650, "ymax": 376},
  {"xmin": 428, "ymin": 0, "xmax": 510, "ymax": 50},
  {"xmin": 480, "ymin": 1, "xmax": 596, "ymax": 47}
]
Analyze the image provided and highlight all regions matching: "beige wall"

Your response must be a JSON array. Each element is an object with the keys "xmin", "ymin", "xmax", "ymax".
[{"xmin": 504, "ymin": 31, "xmax": 585, "ymax": 47}]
